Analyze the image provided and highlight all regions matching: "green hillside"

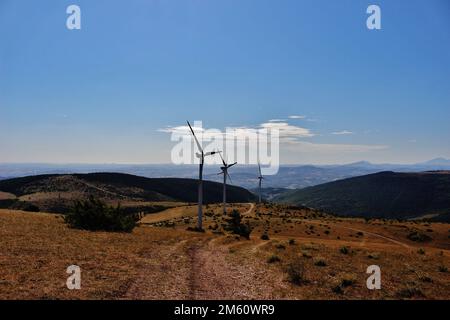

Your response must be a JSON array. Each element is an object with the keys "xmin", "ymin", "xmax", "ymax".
[{"xmin": 275, "ymin": 171, "xmax": 450, "ymax": 221}]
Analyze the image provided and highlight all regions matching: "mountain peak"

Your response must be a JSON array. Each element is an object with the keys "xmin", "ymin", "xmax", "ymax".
[{"xmin": 420, "ymin": 158, "xmax": 450, "ymax": 166}]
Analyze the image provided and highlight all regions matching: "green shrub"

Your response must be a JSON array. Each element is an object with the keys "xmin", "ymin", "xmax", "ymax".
[
  {"xmin": 224, "ymin": 210, "xmax": 252, "ymax": 239},
  {"xmin": 438, "ymin": 265, "xmax": 448, "ymax": 273},
  {"xmin": 340, "ymin": 246, "xmax": 350, "ymax": 254},
  {"xmin": 267, "ymin": 255, "xmax": 281, "ymax": 263},
  {"xmin": 417, "ymin": 248, "xmax": 426, "ymax": 255},
  {"xmin": 261, "ymin": 233, "xmax": 270, "ymax": 240},
  {"xmin": 397, "ymin": 286, "xmax": 424, "ymax": 299},
  {"xmin": 407, "ymin": 230, "xmax": 432, "ymax": 242},
  {"xmin": 313, "ymin": 257, "xmax": 327, "ymax": 267},
  {"xmin": 64, "ymin": 197, "xmax": 138, "ymax": 232},
  {"xmin": 286, "ymin": 258, "xmax": 306, "ymax": 285},
  {"xmin": 367, "ymin": 252, "xmax": 380, "ymax": 260}
]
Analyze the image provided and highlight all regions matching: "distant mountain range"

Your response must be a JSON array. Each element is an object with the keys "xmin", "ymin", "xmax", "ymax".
[
  {"xmin": 1, "ymin": 158, "xmax": 450, "ymax": 190},
  {"xmin": 275, "ymin": 171, "xmax": 450, "ymax": 222}
]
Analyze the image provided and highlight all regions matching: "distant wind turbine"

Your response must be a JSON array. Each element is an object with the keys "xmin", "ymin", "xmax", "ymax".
[
  {"xmin": 218, "ymin": 153, "xmax": 237, "ymax": 215},
  {"xmin": 257, "ymin": 162, "xmax": 264, "ymax": 203},
  {"xmin": 187, "ymin": 121, "xmax": 220, "ymax": 230}
]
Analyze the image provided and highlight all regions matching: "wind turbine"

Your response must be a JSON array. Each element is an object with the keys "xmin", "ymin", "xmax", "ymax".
[
  {"xmin": 257, "ymin": 162, "xmax": 264, "ymax": 203},
  {"xmin": 218, "ymin": 153, "xmax": 237, "ymax": 215},
  {"xmin": 187, "ymin": 121, "xmax": 219, "ymax": 230}
]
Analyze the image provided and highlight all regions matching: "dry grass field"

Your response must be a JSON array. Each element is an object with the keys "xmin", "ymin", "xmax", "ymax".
[{"xmin": 0, "ymin": 204, "xmax": 449, "ymax": 300}]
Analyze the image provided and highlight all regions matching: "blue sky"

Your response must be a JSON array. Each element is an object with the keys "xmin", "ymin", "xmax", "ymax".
[{"xmin": 0, "ymin": 0, "xmax": 449, "ymax": 164}]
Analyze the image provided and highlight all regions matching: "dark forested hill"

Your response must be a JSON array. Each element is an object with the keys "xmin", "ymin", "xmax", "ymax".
[{"xmin": 275, "ymin": 171, "xmax": 450, "ymax": 221}]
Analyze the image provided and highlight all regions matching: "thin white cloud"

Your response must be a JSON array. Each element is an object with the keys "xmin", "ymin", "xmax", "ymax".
[
  {"xmin": 159, "ymin": 121, "xmax": 314, "ymax": 141},
  {"xmin": 288, "ymin": 115, "xmax": 306, "ymax": 119},
  {"xmin": 260, "ymin": 121, "xmax": 314, "ymax": 138},
  {"xmin": 285, "ymin": 140, "xmax": 388, "ymax": 152},
  {"xmin": 159, "ymin": 121, "xmax": 387, "ymax": 154},
  {"xmin": 332, "ymin": 130, "xmax": 353, "ymax": 135},
  {"xmin": 268, "ymin": 119, "xmax": 286, "ymax": 122}
]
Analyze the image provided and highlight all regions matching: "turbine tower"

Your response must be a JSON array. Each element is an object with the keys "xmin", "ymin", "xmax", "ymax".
[
  {"xmin": 218, "ymin": 153, "xmax": 237, "ymax": 215},
  {"xmin": 257, "ymin": 162, "xmax": 264, "ymax": 203},
  {"xmin": 187, "ymin": 121, "xmax": 219, "ymax": 230}
]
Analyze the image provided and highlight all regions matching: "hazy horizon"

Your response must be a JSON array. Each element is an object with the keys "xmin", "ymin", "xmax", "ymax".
[{"xmin": 1, "ymin": 157, "xmax": 449, "ymax": 167}]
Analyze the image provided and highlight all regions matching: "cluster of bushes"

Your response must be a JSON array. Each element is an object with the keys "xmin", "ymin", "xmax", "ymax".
[
  {"xmin": 224, "ymin": 209, "xmax": 252, "ymax": 239},
  {"xmin": 407, "ymin": 230, "xmax": 432, "ymax": 242},
  {"xmin": 64, "ymin": 197, "xmax": 138, "ymax": 232},
  {"xmin": 0, "ymin": 199, "xmax": 40, "ymax": 212}
]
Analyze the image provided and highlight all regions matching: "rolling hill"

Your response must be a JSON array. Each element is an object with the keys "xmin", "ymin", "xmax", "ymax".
[
  {"xmin": 275, "ymin": 171, "xmax": 450, "ymax": 221},
  {"xmin": 0, "ymin": 173, "xmax": 256, "ymax": 213}
]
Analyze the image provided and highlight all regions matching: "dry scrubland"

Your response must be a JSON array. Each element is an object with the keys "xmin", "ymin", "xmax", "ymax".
[{"xmin": 0, "ymin": 204, "xmax": 449, "ymax": 300}]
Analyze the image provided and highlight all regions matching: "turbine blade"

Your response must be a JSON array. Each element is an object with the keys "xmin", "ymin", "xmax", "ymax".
[
  {"xmin": 227, "ymin": 172, "xmax": 233, "ymax": 185},
  {"xmin": 219, "ymin": 152, "xmax": 226, "ymax": 166},
  {"xmin": 205, "ymin": 150, "xmax": 220, "ymax": 156},
  {"xmin": 258, "ymin": 162, "xmax": 262, "ymax": 176},
  {"xmin": 228, "ymin": 162, "xmax": 237, "ymax": 168},
  {"xmin": 187, "ymin": 121, "xmax": 203, "ymax": 153}
]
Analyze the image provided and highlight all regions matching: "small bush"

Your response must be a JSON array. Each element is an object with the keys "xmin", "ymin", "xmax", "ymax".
[
  {"xmin": 288, "ymin": 239, "xmax": 296, "ymax": 245},
  {"xmin": 301, "ymin": 250, "xmax": 312, "ymax": 258},
  {"xmin": 332, "ymin": 274, "xmax": 356, "ymax": 294},
  {"xmin": 367, "ymin": 252, "xmax": 380, "ymax": 260},
  {"xmin": 332, "ymin": 284, "xmax": 344, "ymax": 294},
  {"xmin": 313, "ymin": 257, "xmax": 327, "ymax": 267},
  {"xmin": 397, "ymin": 286, "xmax": 424, "ymax": 299},
  {"xmin": 64, "ymin": 197, "xmax": 138, "ymax": 232},
  {"xmin": 275, "ymin": 244, "xmax": 286, "ymax": 250},
  {"xmin": 267, "ymin": 255, "xmax": 281, "ymax": 263},
  {"xmin": 418, "ymin": 274, "xmax": 433, "ymax": 283},
  {"xmin": 417, "ymin": 248, "xmax": 426, "ymax": 255},
  {"xmin": 438, "ymin": 265, "xmax": 448, "ymax": 273},
  {"xmin": 340, "ymin": 274, "xmax": 356, "ymax": 287},
  {"xmin": 340, "ymin": 246, "xmax": 350, "ymax": 255},
  {"xmin": 261, "ymin": 233, "xmax": 270, "ymax": 240},
  {"xmin": 286, "ymin": 258, "xmax": 306, "ymax": 285}
]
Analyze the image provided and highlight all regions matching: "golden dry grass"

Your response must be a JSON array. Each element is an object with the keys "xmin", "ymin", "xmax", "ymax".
[
  {"xmin": 0, "ymin": 191, "xmax": 16, "ymax": 200},
  {"xmin": 0, "ymin": 204, "xmax": 449, "ymax": 300}
]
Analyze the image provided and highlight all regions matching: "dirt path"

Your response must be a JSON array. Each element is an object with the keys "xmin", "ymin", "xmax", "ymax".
[
  {"xmin": 243, "ymin": 203, "xmax": 255, "ymax": 215},
  {"xmin": 303, "ymin": 219, "xmax": 411, "ymax": 249},
  {"xmin": 123, "ymin": 234, "xmax": 278, "ymax": 300}
]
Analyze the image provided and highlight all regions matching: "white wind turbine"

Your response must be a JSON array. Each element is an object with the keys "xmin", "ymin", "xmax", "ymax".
[
  {"xmin": 257, "ymin": 162, "xmax": 264, "ymax": 203},
  {"xmin": 218, "ymin": 153, "xmax": 237, "ymax": 215},
  {"xmin": 187, "ymin": 121, "xmax": 220, "ymax": 230}
]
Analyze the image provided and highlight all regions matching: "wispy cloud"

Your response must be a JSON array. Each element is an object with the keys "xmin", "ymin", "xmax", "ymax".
[
  {"xmin": 288, "ymin": 115, "xmax": 306, "ymax": 119},
  {"xmin": 158, "ymin": 121, "xmax": 314, "ymax": 141},
  {"xmin": 159, "ymin": 121, "xmax": 387, "ymax": 154},
  {"xmin": 260, "ymin": 121, "xmax": 314, "ymax": 139},
  {"xmin": 332, "ymin": 130, "xmax": 353, "ymax": 135},
  {"xmin": 284, "ymin": 140, "xmax": 388, "ymax": 152}
]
